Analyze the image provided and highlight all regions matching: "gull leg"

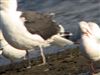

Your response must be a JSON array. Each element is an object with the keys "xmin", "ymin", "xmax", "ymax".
[
  {"xmin": 88, "ymin": 61, "xmax": 97, "ymax": 75},
  {"xmin": 90, "ymin": 62, "xmax": 95, "ymax": 73},
  {"xmin": 26, "ymin": 50, "xmax": 31, "ymax": 68},
  {"xmin": 9, "ymin": 60, "xmax": 16, "ymax": 70},
  {"xmin": 38, "ymin": 45, "xmax": 47, "ymax": 66}
]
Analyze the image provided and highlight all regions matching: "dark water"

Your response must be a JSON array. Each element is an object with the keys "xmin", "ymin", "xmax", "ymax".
[{"xmin": 18, "ymin": 0, "xmax": 100, "ymax": 41}]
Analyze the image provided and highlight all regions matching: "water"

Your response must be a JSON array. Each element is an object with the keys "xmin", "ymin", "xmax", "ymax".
[{"xmin": 0, "ymin": 0, "xmax": 100, "ymax": 66}]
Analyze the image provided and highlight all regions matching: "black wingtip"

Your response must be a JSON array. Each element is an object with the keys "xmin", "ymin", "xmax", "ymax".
[{"xmin": 60, "ymin": 31, "xmax": 73, "ymax": 39}]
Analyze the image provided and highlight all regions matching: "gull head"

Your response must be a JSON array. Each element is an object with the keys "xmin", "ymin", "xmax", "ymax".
[
  {"xmin": 79, "ymin": 21, "xmax": 92, "ymax": 37},
  {"xmin": 88, "ymin": 22, "xmax": 100, "ymax": 39}
]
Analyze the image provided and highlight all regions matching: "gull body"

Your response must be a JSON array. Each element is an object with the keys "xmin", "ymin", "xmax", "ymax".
[
  {"xmin": 79, "ymin": 21, "xmax": 100, "ymax": 74},
  {"xmin": 0, "ymin": 30, "xmax": 26, "ymax": 61}
]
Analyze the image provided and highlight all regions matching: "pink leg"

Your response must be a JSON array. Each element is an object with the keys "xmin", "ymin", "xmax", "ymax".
[{"xmin": 88, "ymin": 61, "xmax": 97, "ymax": 75}]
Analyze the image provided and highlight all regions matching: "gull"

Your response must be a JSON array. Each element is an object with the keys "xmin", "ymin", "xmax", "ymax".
[
  {"xmin": 0, "ymin": 30, "xmax": 27, "ymax": 62},
  {"xmin": 79, "ymin": 21, "xmax": 100, "ymax": 74},
  {"xmin": 0, "ymin": 0, "xmax": 73, "ymax": 67}
]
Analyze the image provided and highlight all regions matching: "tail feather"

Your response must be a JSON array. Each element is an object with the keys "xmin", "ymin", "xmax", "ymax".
[
  {"xmin": 59, "ymin": 24, "xmax": 73, "ymax": 38},
  {"xmin": 52, "ymin": 35, "xmax": 74, "ymax": 47}
]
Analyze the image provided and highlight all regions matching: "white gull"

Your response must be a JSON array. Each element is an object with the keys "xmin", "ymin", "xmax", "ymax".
[{"xmin": 79, "ymin": 21, "xmax": 100, "ymax": 74}]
